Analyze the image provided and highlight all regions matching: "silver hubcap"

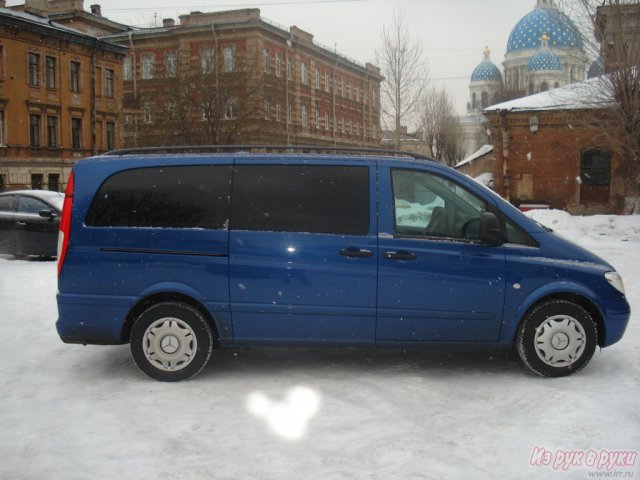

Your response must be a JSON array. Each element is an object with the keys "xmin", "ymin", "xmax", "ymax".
[
  {"xmin": 143, "ymin": 317, "xmax": 197, "ymax": 372},
  {"xmin": 534, "ymin": 315, "xmax": 586, "ymax": 367}
]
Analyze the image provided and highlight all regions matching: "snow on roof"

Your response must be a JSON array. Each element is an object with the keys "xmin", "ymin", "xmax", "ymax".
[
  {"xmin": 456, "ymin": 145, "xmax": 493, "ymax": 168},
  {"xmin": 484, "ymin": 76, "xmax": 614, "ymax": 113},
  {"xmin": 0, "ymin": 7, "xmax": 99, "ymax": 39}
]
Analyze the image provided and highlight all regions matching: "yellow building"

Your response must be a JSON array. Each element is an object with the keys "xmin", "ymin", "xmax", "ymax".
[{"xmin": 0, "ymin": 1, "xmax": 126, "ymax": 191}]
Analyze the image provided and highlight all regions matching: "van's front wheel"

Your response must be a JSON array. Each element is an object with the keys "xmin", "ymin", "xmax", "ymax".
[
  {"xmin": 130, "ymin": 302, "xmax": 213, "ymax": 381},
  {"xmin": 517, "ymin": 300, "xmax": 598, "ymax": 377}
]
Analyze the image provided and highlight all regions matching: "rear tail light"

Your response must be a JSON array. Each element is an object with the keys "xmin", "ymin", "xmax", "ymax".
[{"xmin": 57, "ymin": 172, "xmax": 74, "ymax": 276}]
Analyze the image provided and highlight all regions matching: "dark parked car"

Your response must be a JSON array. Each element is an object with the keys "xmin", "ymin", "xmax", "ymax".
[{"xmin": 0, "ymin": 190, "xmax": 64, "ymax": 258}]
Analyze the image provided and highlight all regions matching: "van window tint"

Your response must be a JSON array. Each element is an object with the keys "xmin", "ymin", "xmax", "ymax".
[
  {"xmin": 85, "ymin": 166, "xmax": 232, "ymax": 229},
  {"xmin": 392, "ymin": 169, "xmax": 487, "ymax": 240},
  {"xmin": 232, "ymin": 165, "xmax": 369, "ymax": 235}
]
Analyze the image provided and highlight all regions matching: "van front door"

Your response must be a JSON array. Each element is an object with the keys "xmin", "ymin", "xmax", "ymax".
[
  {"xmin": 376, "ymin": 167, "xmax": 506, "ymax": 343},
  {"xmin": 229, "ymin": 162, "xmax": 377, "ymax": 345}
]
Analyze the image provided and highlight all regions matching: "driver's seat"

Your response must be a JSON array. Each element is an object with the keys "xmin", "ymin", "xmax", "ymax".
[{"xmin": 425, "ymin": 206, "xmax": 450, "ymax": 237}]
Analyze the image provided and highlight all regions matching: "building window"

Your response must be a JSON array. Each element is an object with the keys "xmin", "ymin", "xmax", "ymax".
[
  {"xmin": 263, "ymin": 48, "xmax": 270, "ymax": 73},
  {"xmin": 349, "ymin": 80, "xmax": 353, "ymax": 99},
  {"xmin": 275, "ymin": 103, "xmax": 281, "ymax": 122},
  {"xmin": 341, "ymin": 78, "xmax": 345, "ymax": 97},
  {"xmin": 301, "ymin": 105, "xmax": 308, "ymax": 127},
  {"xmin": 287, "ymin": 56, "xmax": 292, "ymax": 80},
  {"xmin": 315, "ymin": 67, "xmax": 320, "ymax": 89},
  {"xmin": 106, "ymin": 122, "xmax": 116, "ymax": 150},
  {"xmin": 0, "ymin": 45, "xmax": 4, "ymax": 80},
  {"xmin": 201, "ymin": 48, "xmax": 214, "ymax": 74},
  {"xmin": 29, "ymin": 114, "xmax": 41, "ymax": 147},
  {"xmin": 104, "ymin": 69, "xmax": 115, "ymax": 97},
  {"xmin": 0, "ymin": 110, "xmax": 4, "ymax": 146},
  {"xmin": 224, "ymin": 46, "xmax": 235, "ymax": 72},
  {"xmin": 481, "ymin": 91, "xmax": 489, "ymax": 108},
  {"xmin": 301, "ymin": 61, "xmax": 308, "ymax": 85},
  {"xmin": 0, "ymin": 174, "xmax": 4, "ymax": 192},
  {"xmin": 123, "ymin": 56, "xmax": 132, "ymax": 80},
  {"xmin": 48, "ymin": 174, "xmax": 60, "ymax": 192},
  {"xmin": 28, "ymin": 52, "xmax": 40, "ymax": 86},
  {"xmin": 45, "ymin": 56, "xmax": 56, "ymax": 89},
  {"xmin": 325, "ymin": 109, "xmax": 329, "ymax": 130},
  {"xmin": 71, "ymin": 118, "xmax": 82, "ymax": 148},
  {"xmin": 143, "ymin": 104, "xmax": 152, "ymax": 124},
  {"xmin": 287, "ymin": 103, "xmax": 292, "ymax": 124},
  {"xmin": 31, "ymin": 174, "xmax": 43, "ymax": 190},
  {"xmin": 224, "ymin": 98, "xmax": 236, "ymax": 120},
  {"xmin": 581, "ymin": 150, "xmax": 611, "ymax": 186},
  {"xmin": 165, "ymin": 52, "xmax": 177, "ymax": 77},
  {"xmin": 70, "ymin": 61, "xmax": 81, "ymax": 92},
  {"xmin": 315, "ymin": 106, "xmax": 320, "ymax": 129},
  {"xmin": 324, "ymin": 72, "xmax": 329, "ymax": 92},
  {"xmin": 142, "ymin": 54, "xmax": 154, "ymax": 79},
  {"xmin": 263, "ymin": 98, "xmax": 270, "ymax": 120},
  {"xmin": 275, "ymin": 52, "xmax": 281, "ymax": 77},
  {"xmin": 47, "ymin": 116, "xmax": 58, "ymax": 148}
]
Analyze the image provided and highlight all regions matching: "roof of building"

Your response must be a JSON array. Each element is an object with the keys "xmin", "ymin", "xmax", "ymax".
[
  {"xmin": 507, "ymin": 4, "xmax": 583, "ymax": 53},
  {"xmin": 455, "ymin": 145, "xmax": 493, "ymax": 168},
  {"xmin": 527, "ymin": 48, "xmax": 563, "ymax": 71},
  {"xmin": 471, "ymin": 60, "xmax": 503, "ymax": 83},
  {"xmin": 0, "ymin": 7, "xmax": 127, "ymax": 53},
  {"xmin": 484, "ymin": 76, "xmax": 612, "ymax": 112}
]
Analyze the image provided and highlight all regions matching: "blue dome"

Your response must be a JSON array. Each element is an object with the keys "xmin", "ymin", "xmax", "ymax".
[
  {"xmin": 507, "ymin": 7, "xmax": 583, "ymax": 52},
  {"xmin": 471, "ymin": 60, "xmax": 503, "ymax": 83},
  {"xmin": 588, "ymin": 58, "xmax": 604, "ymax": 78},
  {"xmin": 528, "ymin": 49, "xmax": 563, "ymax": 71}
]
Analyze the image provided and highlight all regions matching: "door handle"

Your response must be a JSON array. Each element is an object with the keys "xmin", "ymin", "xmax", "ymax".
[
  {"xmin": 383, "ymin": 251, "xmax": 417, "ymax": 261},
  {"xmin": 15, "ymin": 222, "xmax": 27, "ymax": 227},
  {"xmin": 340, "ymin": 247, "xmax": 373, "ymax": 258}
]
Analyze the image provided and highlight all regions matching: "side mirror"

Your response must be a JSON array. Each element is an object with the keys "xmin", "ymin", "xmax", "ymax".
[
  {"xmin": 39, "ymin": 209, "xmax": 59, "ymax": 220},
  {"xmin": 479, "ymin": 212, "xmax": 503, "ymax": 246}
]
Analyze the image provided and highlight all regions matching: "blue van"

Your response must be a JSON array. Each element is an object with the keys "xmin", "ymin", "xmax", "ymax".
[{"xmin": 56, "ymin": 147, "xmax": 630, "ymax": 381}]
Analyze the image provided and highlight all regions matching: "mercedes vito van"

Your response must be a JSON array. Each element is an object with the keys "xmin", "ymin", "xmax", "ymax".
[{"xmin": 56, "ymin": 147, "xmax": 630, "ymax": 381}]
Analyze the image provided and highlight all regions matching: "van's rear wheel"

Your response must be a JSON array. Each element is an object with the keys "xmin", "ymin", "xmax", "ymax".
[
  {"xmin": 517, "ymin": 300, "xmax": 597, "ymax": 377},
  {"xmin": 130, "ymin": 302, "xmax": 213, "ymax": 381}
]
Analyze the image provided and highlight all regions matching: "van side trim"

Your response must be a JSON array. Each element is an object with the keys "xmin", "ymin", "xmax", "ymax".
[{"xmin": 100, "ymin": 248, "xmax": 228, "ymax": 258}]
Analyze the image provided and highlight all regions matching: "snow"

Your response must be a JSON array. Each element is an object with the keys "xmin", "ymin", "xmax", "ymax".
[
  {"xmin": 455, "ymin": 145, "xmax": 493, "ymax": 169},
  {"xmin": 1, "ymin": 212, "xmax": 639, "ymax": 479},
  {"xmin": 483, "ymin": 76, "xmax": 614, "ymax": 113}
]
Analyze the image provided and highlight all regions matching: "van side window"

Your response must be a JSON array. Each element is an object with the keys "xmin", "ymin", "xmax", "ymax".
[
  {"xmin": 504, "ymin": 218, "xmax": 538, "ymax": 247},
  {"xmin": 85, "ymin": 166, "xmax": 232, "ymax": 229},
  {"xmin": 232, "ymin": 165, "xmax": 369, "ymax": 235},
  {"xmin": 392, "ymin": 169, "xmax": 487, "ymax": 240}
]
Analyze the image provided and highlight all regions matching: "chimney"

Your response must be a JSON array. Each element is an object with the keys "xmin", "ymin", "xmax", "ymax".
[
  {"xmin": 163, "ymin": 18, "xmax": 175, "ymax": 28},
  {"xmin": 90, "ymin": 4, "xmax": 101, "ymax": 16},
  {"xmin": 24, "ymin": 0, "xmax": 49, "ymax": 17}
]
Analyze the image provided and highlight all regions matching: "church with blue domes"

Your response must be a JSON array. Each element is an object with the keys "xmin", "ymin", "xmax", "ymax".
[{"xmin": 467, "ymin": 0, "xmax": 588, "ymax": 114}]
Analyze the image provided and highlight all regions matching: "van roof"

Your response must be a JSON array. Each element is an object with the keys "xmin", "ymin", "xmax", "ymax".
[{"xmin": 103, "ymin": 144, "xmax": 437, "ymax": 163}]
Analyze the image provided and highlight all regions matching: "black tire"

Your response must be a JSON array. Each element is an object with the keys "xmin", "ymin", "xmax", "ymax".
[
  {"xmin": 130, "ymin": 302, "xmax": 213, "ymax": 382},
  {"xmin": 516, "ymin": 300, "xmax": 598, "ymax": 377}
]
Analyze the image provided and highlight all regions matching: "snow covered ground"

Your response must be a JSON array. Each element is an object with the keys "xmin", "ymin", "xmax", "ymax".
[{"xmin": 0, "ymin": 211, "xmax": 638, "ymax": 480}]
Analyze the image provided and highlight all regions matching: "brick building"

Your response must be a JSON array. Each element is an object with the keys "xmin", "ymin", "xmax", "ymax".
[
  {"xmin": 103, "ymin": 9, "xmax": 383, "ymax": 148},
  {"xmin": 484, "ymin": 79, "xmax": 626, "ymax": 214},
  {"xmin": 0, "ymin": 1, "xmax": 126, "ymax": 191}
]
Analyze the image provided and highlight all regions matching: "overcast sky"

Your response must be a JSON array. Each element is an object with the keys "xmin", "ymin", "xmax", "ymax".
[{"xmin": 8, "ymin": 0, "xmax": 544, "ymax": 115}]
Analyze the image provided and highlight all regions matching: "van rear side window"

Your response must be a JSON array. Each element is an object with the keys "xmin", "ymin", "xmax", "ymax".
[
  {"xmin": 232, "ymin": 164, "xmax": 369, "ymax": 235},
  {"xmin": 85, "ymin": 166, "xmax": 232, "ymax": 229}
]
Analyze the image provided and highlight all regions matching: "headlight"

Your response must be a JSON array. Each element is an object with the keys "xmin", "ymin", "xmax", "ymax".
[{"xmin": 605, "ymin": 272, "xmax": 626, "ymax": 295}]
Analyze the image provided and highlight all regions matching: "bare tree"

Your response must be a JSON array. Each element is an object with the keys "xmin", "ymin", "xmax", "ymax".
[
  {"xmin": 140, "ymin": 41, "xmax": 263, "ymax": 146},
  {"xmin": 376, "ymin": 12, "xmax": 428, "ymax": 150},
  {"xmin": 555, "ymin": 0, "xmax": 640, "ymax": 213},
  {"xmin": 421, "ymin": 86, "xmax": 466, "ymax": 166}
]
